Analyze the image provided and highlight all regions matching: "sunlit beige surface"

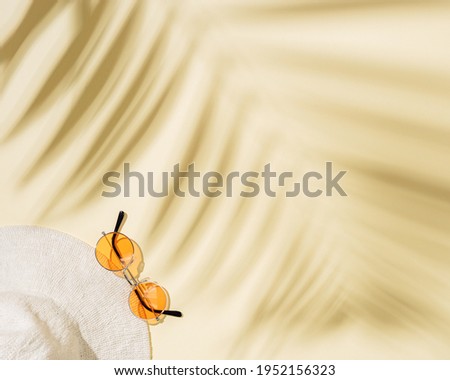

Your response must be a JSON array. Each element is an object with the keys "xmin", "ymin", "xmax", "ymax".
[{"xmin": 1, "ymin": 0, "xmax": 450, "ymax": 359}]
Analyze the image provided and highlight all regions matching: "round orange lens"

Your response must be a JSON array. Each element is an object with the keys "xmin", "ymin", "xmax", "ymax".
[
  {"xmin": 129, "ymin": 281, "xmax": 168, "ymax": 323},
  {"xmin": 95, "ymin": 232, "xmax": 134, "ymax": 271}
]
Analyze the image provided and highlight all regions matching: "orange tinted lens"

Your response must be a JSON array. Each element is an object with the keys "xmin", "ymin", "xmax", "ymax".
[
  {"xmin": 129, "ymin": 281, "xmax": 168, "ymax": 322},
  {"xmin": 95, "ymin": 232, "xmax": 134, "ymax": 271}
]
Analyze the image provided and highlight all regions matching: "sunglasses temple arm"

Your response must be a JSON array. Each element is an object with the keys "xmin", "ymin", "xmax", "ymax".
[
  {"xmin": 111, "ymin": 211, "xmax": 126, "ymax": 259},
  {"xmin": 158, "ymin": 309, "xmax": 183, "ymax": 318},
  {"xmin": 114, "ymin": 211, "xmax": 126, "ymax": 233},
  {"xmin": 144, "ymin": 306, "xmax": 183, "ymax": 318}
]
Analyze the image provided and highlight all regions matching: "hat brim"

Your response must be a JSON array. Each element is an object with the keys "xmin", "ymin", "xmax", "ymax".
[{"xmin": 0, "ymin": 226, "xmax": 150, "ymax": 359}]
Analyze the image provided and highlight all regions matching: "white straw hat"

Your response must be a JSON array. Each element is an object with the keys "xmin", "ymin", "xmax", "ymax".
[{"xmin": 0, "ymin": 225, "xmax": 150, "ymax": 359}]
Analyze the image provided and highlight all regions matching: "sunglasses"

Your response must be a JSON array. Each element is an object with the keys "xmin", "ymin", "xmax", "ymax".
[{"xmin": 95, "ymin": 211, "xmax": 182, "ymax": 324}]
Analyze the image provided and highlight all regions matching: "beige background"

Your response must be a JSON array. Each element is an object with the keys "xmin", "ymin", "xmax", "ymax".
[{"xmin": 1, "ymin": 0, "xmax": 450, "ymax": 359}]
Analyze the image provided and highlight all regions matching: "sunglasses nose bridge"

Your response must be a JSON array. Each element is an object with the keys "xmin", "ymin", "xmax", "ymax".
[{"xmin": 123, "ymin": 268, "xmax": 139, "ymax": 287}]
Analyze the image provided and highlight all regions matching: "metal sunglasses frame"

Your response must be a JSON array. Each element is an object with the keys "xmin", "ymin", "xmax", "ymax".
[{"xmin": 98, "ymin": 211, "xmax": 182, "ymax": 320}]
